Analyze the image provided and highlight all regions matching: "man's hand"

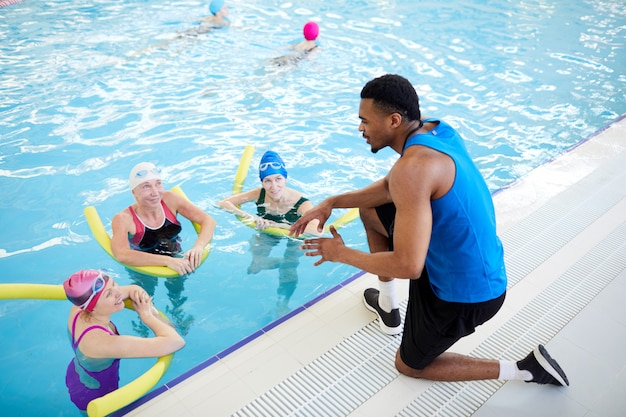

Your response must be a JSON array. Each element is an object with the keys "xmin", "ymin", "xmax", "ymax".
[
  {"xmin": 290, "ymin": 200, "xmax": 333, "ymax": 237},
  {"xmin": 301, "ymin": 226, "xmax": 345, "ymax": 266}
]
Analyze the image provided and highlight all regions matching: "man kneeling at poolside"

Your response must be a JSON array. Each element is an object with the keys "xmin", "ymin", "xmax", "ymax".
[{"xmin": 290, "ymin": 74, "xmax": 569, "ymax": 387}]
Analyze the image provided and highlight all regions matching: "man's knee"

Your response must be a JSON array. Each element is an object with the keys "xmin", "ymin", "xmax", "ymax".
[
  {"xmin": 395, "ymin": 349, "xmax": 424, "ymax": 378},
  {"xmin": 360, "ymin": 206, "xmax": 388, "ymax": 236},
  {"xmin": 359, "ymin": 206, "xmax": 377, "ymax": 225}
]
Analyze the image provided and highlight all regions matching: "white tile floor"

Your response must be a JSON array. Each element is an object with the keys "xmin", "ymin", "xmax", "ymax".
[{"xmin": 125, "ymin": 117, "xmax": 626, "ymax": 417}]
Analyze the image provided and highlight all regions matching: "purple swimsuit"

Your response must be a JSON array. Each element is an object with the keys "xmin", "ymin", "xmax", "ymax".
[{"xmin": 65, "ymin": 312, "xmax": 120, "ymax": 411}]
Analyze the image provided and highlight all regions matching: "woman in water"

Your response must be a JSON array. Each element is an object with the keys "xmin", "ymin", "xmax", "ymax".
[
  {"xmin": 111, "ymin": 162, "xmax": 216, "ymax": 276},
  {"xmin": 63, "ymin": 269, "xmax": 185, "ymax": 412},
  {"xmin": 218, "ymin": 150, "xmax": 320, "ymax": 235},
  {"xmin": 218, "ymin": 150, "xmax": 320, "ymax": 313},
  {"xmin": 269, "ymin": 21, "xmax": 320, "ymax": 68}
]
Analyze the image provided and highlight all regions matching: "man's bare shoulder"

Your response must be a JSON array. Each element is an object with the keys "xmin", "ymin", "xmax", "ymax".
[
  {"xmin": 391, "ymin": 146, "xmax": 455, "ymax": 198},
  {"xmin": 392, "ymin": 146, "xmax": 442, "ymax": 173}
]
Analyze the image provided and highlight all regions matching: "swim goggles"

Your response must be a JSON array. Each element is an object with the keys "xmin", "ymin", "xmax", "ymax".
[
  {"xmin": 134, "ymin": 167, "xmax": 162, "ymax": 177},
  {"xmin": 69, "ymin": 272, "xmax": 109, "ymax": 312},
  {"xmin": 259, "ymin": 162, "xmax": 284, "ymax": 171}
]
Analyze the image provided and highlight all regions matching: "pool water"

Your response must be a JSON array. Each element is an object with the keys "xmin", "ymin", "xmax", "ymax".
[{"xmin": 1, "ymin": 0, "xmax": 624, "ymax": 415}]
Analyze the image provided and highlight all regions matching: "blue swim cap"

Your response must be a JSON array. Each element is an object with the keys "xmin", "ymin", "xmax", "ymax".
[
  {"xmin": 259, "ymin": 151, "xmax": 288, "ymax": 181},
  {"xmin": 210, "ymin": 0, "xmax": 225, "ymax": 15}
]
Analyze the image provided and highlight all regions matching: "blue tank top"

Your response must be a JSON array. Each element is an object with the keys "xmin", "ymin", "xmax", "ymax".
[{"xmin": 403, "ymin": 119, "xmax": 506, "ymax": 303}]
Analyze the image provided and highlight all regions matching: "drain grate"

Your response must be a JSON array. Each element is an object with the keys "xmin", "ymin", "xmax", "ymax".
[{"xmin": 232, "ymin": 314, "xmax": 405, "ymax": 417}]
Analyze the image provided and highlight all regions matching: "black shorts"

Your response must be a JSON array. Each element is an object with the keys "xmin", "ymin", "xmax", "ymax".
[
  {"xmin": 375, "ymin": 203, "xmax": 396, "ymax": 250},
  {"xmin": 400, "ymin": 269, "xmax": 506, "ymax": 370},
  {"xmin": 374, "ymin": 203, "xmax": 506, "ymax": 370}
]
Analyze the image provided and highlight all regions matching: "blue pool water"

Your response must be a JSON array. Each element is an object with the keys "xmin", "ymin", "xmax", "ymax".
[{"xmin": 1, "ymin": 0, "xmax": 625, "ymax": 415}]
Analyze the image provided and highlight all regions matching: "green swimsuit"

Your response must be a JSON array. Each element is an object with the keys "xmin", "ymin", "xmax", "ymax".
[{"xmin": 255, "ymin": 188, "xmax": 308, "ymax": 224}]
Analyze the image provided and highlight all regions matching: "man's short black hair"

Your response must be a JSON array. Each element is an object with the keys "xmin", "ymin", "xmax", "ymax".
[{"xmin": 360, "ymin": 74, "xmax": 421, "ymax": 121}]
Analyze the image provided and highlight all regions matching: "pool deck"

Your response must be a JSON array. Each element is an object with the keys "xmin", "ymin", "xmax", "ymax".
[{"xmin": 126, "ymin": 117, "xmax": 626, "ymax": 417}]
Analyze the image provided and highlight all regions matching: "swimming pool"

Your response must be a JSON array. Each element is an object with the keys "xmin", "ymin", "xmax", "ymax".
[{"xmin": 1, "ymin": 0, "xmax": 624, "ymax": 415}]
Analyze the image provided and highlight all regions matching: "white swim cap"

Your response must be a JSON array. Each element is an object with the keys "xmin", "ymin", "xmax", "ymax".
[{"xmin": 129, "ymin": 162, "xmax": 162, "ymax": 190}]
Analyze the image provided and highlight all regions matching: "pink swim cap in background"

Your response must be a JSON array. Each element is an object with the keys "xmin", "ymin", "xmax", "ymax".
[
  {"xmin": 64, "ymin": 269, "xmax": 109, "ymax": 312},
  {"xmin": 303, "ymin": 21, "xmax": 319, "ymax": 41}
]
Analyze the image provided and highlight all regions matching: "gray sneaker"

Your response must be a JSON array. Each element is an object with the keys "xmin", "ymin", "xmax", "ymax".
[
  {"xmin": 517, "ymin": 344, "xmax": 569, "ymax": 386},
  {"xmin": 363, "ymin": 288, "xmax": 402, "ymax": 335}
]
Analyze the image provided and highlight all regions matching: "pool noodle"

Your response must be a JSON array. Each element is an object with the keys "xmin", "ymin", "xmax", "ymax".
[{"xmin": 0, "ymin": 285, "xmax": 174, "ymax": 417}]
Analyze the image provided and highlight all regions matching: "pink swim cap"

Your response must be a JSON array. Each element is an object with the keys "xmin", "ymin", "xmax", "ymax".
[
  {"xmin": 303, "ymin": 21, "xmax": 319, "ymax": 41},
  {"xmin": 64, "ymin": 270, "xmax": 110, "ymax": 312}
]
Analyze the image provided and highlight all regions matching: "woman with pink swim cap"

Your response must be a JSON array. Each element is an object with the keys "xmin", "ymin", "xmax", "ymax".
[
  {"xmin": 294, "ymin": 21, "xmax": 320, "ymax": 52},
  {"xmin": 269, "ymin": 21, "xmax": 321, "ymax": 67},
  {"xmin": 63, "ymin": 269, "xmax": 185, "ymax": 411}
]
